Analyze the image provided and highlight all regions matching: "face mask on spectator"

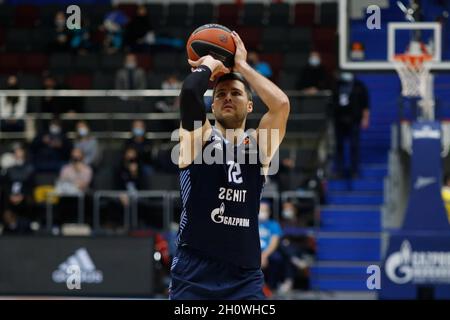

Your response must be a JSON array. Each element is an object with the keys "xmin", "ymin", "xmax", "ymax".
[
  {"xmin": 340, "ymin": 72, "xmax": 354, "ymax": 82},
  {"xmin": 126, "ymin": 61, "xmax": 137, "ymax": 69},
  {"xmin": 133, "ymin": 127, "xmax": 145, "ymax": 137},
  {"xmin": 309, "ymin": 55, "xmax": 321, "ymax": 67},
  {"xmin": 78, "ymin": 127, "xmax": 89, "ymax": 137},
  {"xmin": 282, "ymin": 209, "xmax": 295, "ymax": 220},
  {"xmin": 49, "ymin": 125, "xmax": 61, "ymax": 135},
  {"xmin": 258, "ymin": 209, "xmax": 270, "ymax": 222}
]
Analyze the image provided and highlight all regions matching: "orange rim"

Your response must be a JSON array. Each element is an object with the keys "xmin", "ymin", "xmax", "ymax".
[{"xmin": 394, "ymin": 53, "xmax": 433, "ymax": 69}]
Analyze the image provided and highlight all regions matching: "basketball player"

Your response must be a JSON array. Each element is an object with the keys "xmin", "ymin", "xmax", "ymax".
[{"xmin": 169, "ymin": 31, "xmax": 290, "ymax": 300}]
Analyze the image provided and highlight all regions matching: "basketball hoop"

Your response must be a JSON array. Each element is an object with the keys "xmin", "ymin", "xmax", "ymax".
[
  {"xmin": 394, "ymin": 53, "xmax": 432, "ymax": 98},
  {"xmin": 393, "ymin": 41, "xmax": 435, "ymax": 119}
]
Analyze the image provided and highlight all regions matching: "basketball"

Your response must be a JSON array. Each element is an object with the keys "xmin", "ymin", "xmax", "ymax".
[{"xmin": 186, "ymin": 24, "xmax": 236, "ymax": 68}]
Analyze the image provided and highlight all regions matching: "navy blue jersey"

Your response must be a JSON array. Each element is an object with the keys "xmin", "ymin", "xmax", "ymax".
[{"xmin": 177, "ymin": 127, "xmax": 266, "ymax": 268}]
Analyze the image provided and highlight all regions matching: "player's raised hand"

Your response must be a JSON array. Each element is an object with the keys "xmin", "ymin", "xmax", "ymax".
[
  {"xmin": 230, "ymin": 31, "xmax": 248, "ymax": 72},
  {"xmin": 188, "ymin": 55, "xmax": 230, "ymax": 81}
]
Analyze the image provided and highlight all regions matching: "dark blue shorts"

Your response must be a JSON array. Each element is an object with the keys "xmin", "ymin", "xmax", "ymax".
[{"xmin": 169, "ymin": 246, "xmax": 265, "ymax": 300}]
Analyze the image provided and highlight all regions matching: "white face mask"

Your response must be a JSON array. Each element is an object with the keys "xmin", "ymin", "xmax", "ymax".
[
  {"xmin": 49, "ymin": 125, "xmax": 61, "ymax": 135},
  {"xmin": 78, "ymin": 127, "xmax": 89, "ymax": 137},
  {"xmin": 309, "ymin": 56, "xmax": 321, "ymax": 67},
  {"xmin": 340, "ymin": 72, "xmax": 354, "ymax": 82},
  {"xmin": 133, "ymin": 127, "xmax": 145, "ymax": 137},
  {"xmin": 125, "ymin": 62, "xmax": 137, "ymax": 69},
  {"xmin": 259, "ymin": 210, "xmax": 270, "ymax": 222},
  {"xmin": 282, "ymin": 209, "xmax": 295, "ymax": 220}
]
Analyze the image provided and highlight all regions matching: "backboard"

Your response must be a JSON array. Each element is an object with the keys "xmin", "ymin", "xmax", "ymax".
[{"xmin": 339, "ymin": 0, "xmax": 450, "ymax": 71}]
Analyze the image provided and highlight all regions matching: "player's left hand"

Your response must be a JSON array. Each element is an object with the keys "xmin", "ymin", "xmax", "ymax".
[
  {"xmin": 188, "ymin": 55, "xmax": 230, "ymax": 81},
  {"xmin": 230, "ymin": 31, "xmax": 248, "ymax": 72}
]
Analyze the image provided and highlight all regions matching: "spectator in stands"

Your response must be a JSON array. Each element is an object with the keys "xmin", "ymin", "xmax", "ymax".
[
  {"xmin": 102, "ymin": 4, "xmax": 129, "ymax": 54},
  {"xmin": 123, "ymin": 120, "xmax": 154, "ymax": 176},
  {"xmin": 280, "ymin": 200, "xmax": 301, "ymax": 227},
  {"xmin": 54, "ymin": 148, "xmax": 92, "ymax": 225},
  {"xmin": 0, "ymin": 142, "xmax": 24, "ymax": 175},
  {"xmin": 50, "ymin": 11, "xmax": 71, "ymax": 52},
  {"xmin": 332, "ymin": 71, "xmax": 370, "ymax": 179},
  {"xmin": 4, "ymin": 143, "xmax": 34, "ymax": 193},
  {"xmin": 41, "ymin": 73, "xmax": 83, "ymax": 116},
  {"xmin": 124, "ymin": 5, "xmax": 155, "ymax": 52},
  {"xmin": 41, "ymin": 73, "xmax": 61, "ymax": 115},
  {"xmin": 298, "ymin": 50, "xmax": 328, "ymax": 94},
  {"xmin": 56, "ymin": 147, "xmax": 92, "ymax": 194},
  {"xmin": 2, "ymin": 145, "xmax": 35, "ymax": 234},
  {"xmin": 155, "ymin": 74, "xmax": 182, "ymax": 113},
  {"xmin": 276, "ymin": 201, "xmax": 316, "ymax": 294},
  {"xmin": 74, "ymin": 121, "xmax": 101, "ymax": 168},
  {"xmin": 2, "ymin": 208, "xmax": 32, "ymax": 235},
  {"xmin": 116, "ymin": 146, "xmax": 147, "ymax": 193},
  {"xmin": 277, "ymin": 233, "xmax": 315, "ymax": 294},
  {"xmin": 30, "ymin": 117, "xmax": 72, "ymax": 173},
  {"xmin": 258, "ymin": 200, "xmax": 282, "ymax": 293},
  {"xmin": 4, "ymin": 181, "xmax": 32, "ymax": 219},
  {"xmin": 248, "ymin": 51, "xmax": 272, "ymax": 79},
  {"xmin": 0, "ymin": 75, "xmax": 27, "ymax": 132},
  {"xmin": 69, "ymin": 17, "xmax": 93, "ymax": 54},
  {"xmin": 115, "ymin": 53, "xmax": 147, "ymax": 100},
  {"xmin": 104, "ymin": 146, "xmax": 149, "ymax": 229}
]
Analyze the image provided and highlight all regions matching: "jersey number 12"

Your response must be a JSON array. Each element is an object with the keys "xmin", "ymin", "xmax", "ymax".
[{"xmin": 227, "ymin": 161, "xmax": 243, "ymax": 184}]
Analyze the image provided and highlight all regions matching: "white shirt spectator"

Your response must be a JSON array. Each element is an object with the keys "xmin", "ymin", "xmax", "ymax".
[{"xmin": 0, "ymin": 93, "xmax": 27, "ymax": 120}]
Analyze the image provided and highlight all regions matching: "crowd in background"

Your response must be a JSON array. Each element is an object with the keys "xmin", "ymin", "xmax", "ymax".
[{"xmin": 0, "ymin": 3, "xmax": 372, "ymax": 296}]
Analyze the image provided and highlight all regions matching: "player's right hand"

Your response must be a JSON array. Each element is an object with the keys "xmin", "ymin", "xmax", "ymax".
[{"xmin": 188, "ymin": 55, "xmax": 230, "ymax": 81}]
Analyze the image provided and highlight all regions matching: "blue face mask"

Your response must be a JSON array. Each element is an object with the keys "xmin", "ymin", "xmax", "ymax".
[
  {"xmin": 78, "ymin": 127, "xmax": 89, "ymax": 137},
  {"xmin": 309, "ymin": 56, "xmax": 321, "ymax": 67},
  {"xmin": 133, "ymin": 127, "xmax": 145, "ymax": 137}
]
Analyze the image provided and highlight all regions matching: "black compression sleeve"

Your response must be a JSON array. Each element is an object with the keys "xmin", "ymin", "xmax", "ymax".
[{"xmin": 180, "ymin": 65, "xmax": 212, "ymax": 131}]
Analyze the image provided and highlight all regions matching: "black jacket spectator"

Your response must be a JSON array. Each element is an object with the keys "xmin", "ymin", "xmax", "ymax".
[
  {"xmin": 298, "ymin": 51, "xmax": 328, "ymax": 92},
  {"xmin": 332, "ymin": 77, "xmax": 369, "ymax": 124},
  {"xmin": 124, "ymin": 5, "xmax": 154, "ymax": 51},
  {"xmin": 123, "ymin": 120, "xmax": 154, "ymax": 170},
  {"xmin": 332, "ymin": 72, "xmax": 370, "ymax": 177},
  {"xmin": 41, "ymin": 74, "xmax": 84, "ymax": 116},
  {"xmin": 30, "ymin": 119, "xmax": 72, "ymax": 173}
]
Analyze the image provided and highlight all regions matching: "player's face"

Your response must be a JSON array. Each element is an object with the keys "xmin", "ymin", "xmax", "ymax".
[{"xmin": 212, "ymin": 80, "xmax": 253, "ymax": 129}]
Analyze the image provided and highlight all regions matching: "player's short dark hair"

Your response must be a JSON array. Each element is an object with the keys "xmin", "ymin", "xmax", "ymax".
[{"xmin": 213, "ymin": 73, "xmax": 253, "ymax": 101}]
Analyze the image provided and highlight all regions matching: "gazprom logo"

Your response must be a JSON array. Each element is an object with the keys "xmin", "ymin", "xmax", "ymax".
[
  {"xmin": 385, "ymin": 240, "xmax": 450, "ymax": 284},
  {"xmin": 210, "ymin": 202, "xmax": 250, "ymax": 228}
]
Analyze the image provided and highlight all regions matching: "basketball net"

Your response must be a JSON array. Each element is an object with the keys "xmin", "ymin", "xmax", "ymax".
[{"xmin": 393, "ymin": 40, "xmax": 435, "ymax": 120}]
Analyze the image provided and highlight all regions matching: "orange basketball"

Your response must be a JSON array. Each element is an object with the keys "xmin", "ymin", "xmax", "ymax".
[{"xmin": 186, "ymin": 24, "xmax": 236, "ymax": 68}]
